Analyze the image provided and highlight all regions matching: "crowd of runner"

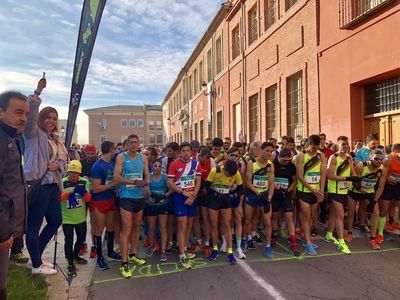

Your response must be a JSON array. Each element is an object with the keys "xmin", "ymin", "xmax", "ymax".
[{"xmin": 1, "ymin": 79, "xmax": 399, "ymax": 292}]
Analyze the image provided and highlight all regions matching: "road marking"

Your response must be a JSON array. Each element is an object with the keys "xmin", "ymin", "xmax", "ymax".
[{"xmin": 237, "ymin": 259, "xmax": 286, "ymax": 300}]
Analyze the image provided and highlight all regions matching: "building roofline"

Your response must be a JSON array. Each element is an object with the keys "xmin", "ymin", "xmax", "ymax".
[{"xmin": 84, "ymin": 104, "xmax": 162, "ymax": 114}]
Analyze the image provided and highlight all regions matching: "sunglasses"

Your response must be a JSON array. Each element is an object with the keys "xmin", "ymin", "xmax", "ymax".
[
  {"xmin": 229, "ymin": 153, "xmax": 239, "ymax": 157},
  {"xmin": 280, "ymin": 158, "xmax": 292, "ymax": 162},
  {"xmin": 372, "ymin": 157, "xmax": 383, "ymax": 161}
]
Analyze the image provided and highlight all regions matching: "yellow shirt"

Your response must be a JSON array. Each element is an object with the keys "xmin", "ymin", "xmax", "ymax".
[{"xmin": 207, "ymin": 166, "xmax": 243, "ymax": 194}]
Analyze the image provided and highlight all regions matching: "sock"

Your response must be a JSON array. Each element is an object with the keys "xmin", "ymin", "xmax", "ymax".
[
  {"xmin": 227, "ymin": 248, "xmax": 233, "ymax": 254},
  {"xmin": 179, "ymin": 253, "xmax": 186, "ymax": 260},
  {"xmin": 325, "ymin": 231, "xmax": 333, "ymax": 239},
  {"xmin": 266, "ymin": 243, "xmax": 271, "ymax": 248},
  {"xmin": 289, "ymin": 235, "xmax": 296, "ymax": 246},
  {"xmin": 197, "ymin": 239, "xmax": 202, "ymax": 244},
  {"xmin": 221, "ymin": 235, "xmax": 227, "ymax": 245},
  {"xmin": 347, "ymin": 231, "xmax": 352, "ymax": 235},
  {"xmin": 338, "ymin": 238, "xmax": 345, "ymax": 245},
  {"xmin": 247, "ymin": 234, "xmax": 252, "ymax": 241},
  {"xmin": 205, "ymin": 241, "xmax": 210, "ymax": 246},
  {"xmin": 213, "ymin": 245, "xmax": 218, "ymax": 251},
  {"xmin": 389, "ymin": 217, "xmax": 394, "ymax": 224},
  {"xmin": 251, "ymin": 231, "xmax": 256, "ymax": 238},
  {"xmin": 94, "ymin": 235, "xmax": 103, "ymax": 258},
  {"xmin": 378, "ymin": 216, "xmax": 386, "ymax": 236},
  {"xmin": 236, "ymin": 237, "xmax": 242, "ymax": 249},
  {"xmin": 107, "ymin": 231, "xmax": 115, "ymax": 255},
  {"xmin": 121, "ymin": 262, "xmax": 128, "ymax": 267},
  {"xmin": 272, "ymin": 230, "xmax": 278, "ymax": 238}
]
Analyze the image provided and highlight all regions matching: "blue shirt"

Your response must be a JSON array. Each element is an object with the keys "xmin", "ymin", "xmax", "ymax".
[
  {"xmin": 355, "ymin": 147, "xmax": 372, "ymax": 163},
  {"xmin": 91, "ymin": 158, "xmax": 115, "ymax": 201},
  {"xmin": 148, "ymin": 172, "xmax": 168, "ymax": 206},
  {"xmin": 119, "ymin": 152, "xmax": 145, "ymax": 199}
]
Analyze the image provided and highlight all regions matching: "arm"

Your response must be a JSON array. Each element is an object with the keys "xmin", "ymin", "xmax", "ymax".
[
  {"xmin": 294, "ymin": 153, "xmax": 315, "ymax": 192},
  {"xmin": 288, "ymin": 175, "xmax": 297, "ymax": 193},
  {"xmin": 319, "ymin": 157, "xmax": 327, "ymax": 194},
  {"xmin": 374, "ymin": 161, "xmax": 389, "ymax": 201},
  {"xmin": 326, "ymin": 155, "xmax": 344, "ymax": 181},
  {"xmin": 245, "ymin": 160, "xmax": 259, "ymax": 195},
  {"xmin": 24, "ymin": 79, "xmax": 46, "ymax": 139},
  {"xmin": 113, "ymin": 154, "xmax": 135, "ymax": 185},
  {"xmin": 0, "ymin": 143, "xmax": 12, "ymax": 244},
  {"xmin": 268, "ymin": 163, "xmax": 275, "ymax": 201}
]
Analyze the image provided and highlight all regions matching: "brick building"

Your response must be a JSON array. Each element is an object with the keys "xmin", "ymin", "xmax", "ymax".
[
  {"xmin": 85, "ymin": 105, "xmax": 164, "ymax": 150},
  {"xmin": 162, "ymin": 0, "xmax": 400, "ymax": 145}
]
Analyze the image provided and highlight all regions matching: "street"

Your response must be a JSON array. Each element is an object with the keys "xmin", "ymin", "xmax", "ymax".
[{"xmin": 90, "ymin": 236, "xmax": 400, "ymax": 300}]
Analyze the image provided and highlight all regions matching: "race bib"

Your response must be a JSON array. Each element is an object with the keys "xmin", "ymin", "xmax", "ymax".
[
  {"xmin": 338, "ymin": 181, "xmax": 350, "ymax": 190},
  {"xmin": 66, "ymin": 194, "xmax": 83, "ymax": 209},
  {"xmin": 214, "ymin": 184, "xmax": 230, "ymax": 195},
  {"xmin": 361, "ymin": 178, "xmax": 376, "ymax": 190},
  {"xmin": 105, "ymin": 176, "xmax": 113, "ymax": 185},
  {"xmin": 253, "ymin": 175, "xmax": 269, "ymax": 189},
  {"xmin": 181, "ymin": 175, "xmax": 195, "ymax": 190},
  {"xmin": 306, "ymin": 172, "xmax": 320, "ymax": 184},
  {"xmin": 126, "ymin": 173, "xmax": 143, "ymax": 188},
  {"xmin": 275, "ymin": 177, "xmax": 289, "ymax": 190},
  {"xmin": 389, "ymin": 173, "xmax": 400, "ymax": 183}
]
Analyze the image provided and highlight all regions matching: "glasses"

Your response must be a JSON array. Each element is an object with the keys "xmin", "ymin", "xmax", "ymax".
[
  {"xmin": 373, "ymin": 157, "xmax": 383, "ymax": 161},
  {"xmin": 153, "ymin": 164, "xmax": 162, "ymax": 167},
  {"xmin": 229, "ymin": 153, "xmax": 239, "ymax": 157},
  {"xmin": 280, "ymin": 158, "xmax": 292, "ymax": 162}
]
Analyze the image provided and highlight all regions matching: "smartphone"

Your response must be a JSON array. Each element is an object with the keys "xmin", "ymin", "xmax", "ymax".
[{"xmin": 43, "ymin": 72, "xmax": 46, "ymax": 79}]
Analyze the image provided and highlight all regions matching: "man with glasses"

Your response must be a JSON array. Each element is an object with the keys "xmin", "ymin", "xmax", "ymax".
[
  {"xmin": 223, "ymin": 137, "xmax": 232, "ymax": 152},
  {"xmin": 355, "ymin": 133, "xmax": 380, "ymax": 163}
]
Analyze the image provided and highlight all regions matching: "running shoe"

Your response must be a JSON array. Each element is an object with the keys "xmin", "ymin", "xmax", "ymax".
[
  {"xmin": 227, "ymin": 253, "xmax": 237, "ymax": 265},
  {"xmin": 305, "ymin": 243, "xmax": 318, "ymax": 256},
  {"xmin": 165, "ymin": 241, "xmax": 174, "ymax": 255},
  {"xmin": 310, "ymin": 226, "xmax": 318, "ymax": 237},
  {"xmin": 247, "ymin": 239, "xmax": 256, "ymax": 250},
  {"xmin": 67, "ymin": 265, "xmax": 77, "ymax": 277},
  {"xmin": 236, "ymin": 248, "xmax": 246, "ymax": 259},
  {"xmin": 386, "ymin": 222, "xmax": 395, "ymax": 231},
  {"xmin": 324, "ymin": 234, "xmax": 339, "ymax": 246},
  {"xmin": 271, "ymin": 238, "xmax": 277, "ymax": 248},
  {"xmin": 189, "ymin": 242, "xmax": 204, "ymax": 253},
  {"xmin": 359, "ymin": 225, "xmax": 369, "ymax": 237},
  {"xmin": 264, "ymin": 246, "xmax": 274, "ymax": 259},
  {"xmin": 74, "ymin": 256, "xmax": 88, "ymax": 265},
  {"xmin": 153, "ymin": 240, "xmax": 160, "ymax": 252},
  {"xmin": 301, "ymin": 239, "xmax": 319, "ymax": 249},
  {"xmin": 209, "ymin": 250, "xmax": 219, "ymax": 261},
  {"xmin": 10, "ymin": 252, "xmax": 29, "ymax": 264},
  {"xmin": 160, "ymin": 252, "xmax": 167, "ymax": 262},
  {"xmin": 128, "ymin": 254, "xmax": 146, "ymax": 265},
  {"xmin": 120, "ymin": 264, "xmax": 132, "ymax": 278},
  {"xmin": 219, "ymin": 243, "xmax": 227, "ymax": 253},
  {"xmin": 295, "ymin": 228, "xmax": 302, "ymax": 237},
  {"xmin": 143, "ymin": 237, "xmax": 150, "ymax": 248},
  {"xmin": 383, "ymin": 230, "xmax": 394, "ymax": 241},
  {"xmin": 204, "ymin": 245, "xmax": 212, "ymax": 258},
  {"xmin": 78, "ymin": 242, "xmax": 88, "ymax": 256},
  {"xmin": 369, "ymin": 239, "xmax": 381, "ymax": 250},
  {"xmin": 146, "ymin": 246, "xmax": 156, "ymax": 258},
  {"xmin": 108, "ymin": 251, "xmax": 122, "ymax": 261},
  {"xmin": 257, "ymin": 227, "xmax": 265, "ymax": 237},
  {"xmin": 254, "ymin": 233, "xmax": 264, "ymax": 244},
  {"xmin": 178, "ymin": 257, "xmax": 192, "ymax": 269},
  {"xmin": 185, "ymin": 252, "xmax": 196, "ymax": 260},
  {"xmin": 393, "ymin": 223, "xmax": 400, "ymax": 230},
  {"xmin": 291, "ymin": 245, "xmax": 301, "ymax": 257},
  {"xmin": 338, "ymin": 243, "xmax": 351, "ymax": 255},
  {"xmin": 344, "ymin": 233, "xmax": 353, "ymax": 243},
  {"xmin": 97, "ymin": 257, "xmax": 109, "ymax": 270},
  {"xmin": 375, "ymin": 234, "xmax": 384, "ymax": 244},
  {"xmin": 89, "ymin": 246, "xmax": 97, "ymax": 258},
  {"xmin": 278, "ymin": 230, "xmax": 289, "ymax": 239}
]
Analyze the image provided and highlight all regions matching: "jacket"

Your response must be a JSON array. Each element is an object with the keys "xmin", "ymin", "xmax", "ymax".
[{"xmin": 0, "ymin": 120, "xmax": 27, "ymax": 242}]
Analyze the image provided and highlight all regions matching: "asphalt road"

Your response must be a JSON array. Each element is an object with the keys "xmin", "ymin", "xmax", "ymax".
[{"xmin": 90, "ymin": 236, "xmax": 400, "ymax": 300}]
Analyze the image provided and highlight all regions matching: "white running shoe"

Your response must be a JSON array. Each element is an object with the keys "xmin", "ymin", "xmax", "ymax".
[
  {"xmin": 236, "ymin": 248, "xmax": 246, "ymax": 259},
  {"xmin": 219, "ymin": 243, "xmax": 227, "ymax": 253},
  {"xmin": 32, "ymin": 264, "xmax": 57, "ymax": 276},
  {"xmin": 41, "ymin": 260, "xmax": 54, "ymax": 268}
]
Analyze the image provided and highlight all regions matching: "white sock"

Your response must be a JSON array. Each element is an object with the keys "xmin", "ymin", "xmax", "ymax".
[
  {"xmin": 221, "ymin": 235, "xmax": 227, "ymax": 245},
  {"xmin": 247, "ymin": 235, "xmax": 252, "ymax": 241},
  {"xmin": 205, "ymin": 241, "xmax": 210, "ymax": 246},
  {"xmin": 197, "ymin": 239, "xmax": 202, "ymax": 244},
  {"xmin": 179, "ymin": 253, "xmax": 186, "ymax": 259},
  {"xmin": 251, "ymin": 231, "xmax": 256, "ymax": 238}
]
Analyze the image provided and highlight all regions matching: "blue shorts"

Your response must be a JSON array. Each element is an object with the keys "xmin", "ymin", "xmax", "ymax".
[
  {"xmin": 231, "ymin": 197, "xmax": 241, "ymax": 208},
  {"xmin": 172, "ymin": 193, "xmax": 197, "ymax": 217},
  {"xmin": 245, "ymin": 191, "xmax": 267, "ymax": 208}
]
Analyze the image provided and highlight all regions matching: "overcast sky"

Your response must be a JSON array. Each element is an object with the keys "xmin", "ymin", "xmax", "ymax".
[{"xmin": 0, "ymin": 0, "xmax": 222, "ymax": 143}]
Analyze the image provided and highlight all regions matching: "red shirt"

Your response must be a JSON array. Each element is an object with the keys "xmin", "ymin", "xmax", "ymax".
[
  {"xmin": 167, "ymin": 159, "xmax": 201, "ymax": 191},
  {"xmin": 198, "ymin": 159, "xmax": 215, "ymax": 182},
  {"xmin": 321, "ymin": 147, "xmax": 334, "ymax": 160}
]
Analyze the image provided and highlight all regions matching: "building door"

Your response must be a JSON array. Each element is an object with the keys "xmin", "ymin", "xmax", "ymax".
[{"xmin": 391, "ymin": 114, "xmax": 400, "ymax": 144}]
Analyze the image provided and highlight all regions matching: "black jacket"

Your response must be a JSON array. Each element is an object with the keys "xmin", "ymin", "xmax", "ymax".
[{"xmin": 0, "ymin": 120, "xmax": 26, "ymax": 242}]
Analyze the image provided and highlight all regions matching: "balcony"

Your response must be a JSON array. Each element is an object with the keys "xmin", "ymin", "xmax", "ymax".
[{"xmin": 339, "ymin": 0, "xmax": 395, "ymax": 29}]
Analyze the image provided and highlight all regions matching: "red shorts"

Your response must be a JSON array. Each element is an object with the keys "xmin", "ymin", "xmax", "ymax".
[{"xmin": 89, "ymin": 198, "xmax": 116, "ymax": 214}]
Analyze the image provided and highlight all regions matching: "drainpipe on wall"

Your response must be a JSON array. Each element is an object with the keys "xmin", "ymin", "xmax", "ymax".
[{"xmin": 240, "ymin": 1, "xmax": 247, "ymax": 142}]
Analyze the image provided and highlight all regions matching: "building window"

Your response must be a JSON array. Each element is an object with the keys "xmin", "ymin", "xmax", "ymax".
[
  {"xmin": 149, "ymin": 120, "xmax": 155, "ymax": 130},
  {"xmin": 216, "ymin": 110, "xmax": 223, "ymax": 138},
  {"xmin": 189, "ymin": 75, "xmax": 193, "ymax": 100},
  {"xmin": 216, "ymin": 36, "xmax": 222, "ymax": 74},
  {"xmin": 129, "ymin": 119, "xmax": 135, "ymax": 128},
  {"xmin": 121, "ymin": 119, "xmax": 128, "ymax": 127},
  {"xmin": 286, "ymin": 0, "xmax": 298, "ymax": 11},
  {"xmin": 199, "ymin": 119, "xmax": 204, "ymax": 144},
  {"xmin": 232, "ymin": 25, "xmax": 240, "ymax": 60},
  {"xmin": 199, "ymin": 61, "xmax": 203, "ymax": 90},
  {"xmin": 194, "ymin": 123, "xmax": 198, "ymax": 141},
  {"xmin": 98, "ymin": 119, "xmax": 107, "ymax": 129},
  {"xmin": 265, "ymin": 84, "xmax": 277, "ymax": 138},
  {"xmin": 179, "ymin": 89, "xmax": 182, "ymax": 107},
  {"xmin": 137, "ymin": 119, "xmax": 144, "ymax": 128},
  {"xmin": 100, "ymin": 135, "xmax": 107, "ymax": 143},
  {"xmin": 183, "ymin": 79, "xmax": 187, "ymax": 104},
  {"xmin": 248, "ymin": 5, "xmax": 258, "ymax": 45},
  {"xmin": 194, "ymin": 68, "xmax": 198, "ymax": 95},
  {"xmin": 249, "ymin": 94, "xmax": 259, "ymax": 142},
  {"xmin": 149, "ymin": 134, "xmax": 156, "ymax": 145},
  {"xmin": 207, "ymin": 49, "xmax": 212, "ymax": 83},
  {"xmin": 287, "ymin": 72, "xmax": 303, "ymax": 140},
  {"xmin": 265, "ymin": 0, "xmax": 277, "ymax": 30},
  {"xmin": 365, "ymin": 76, "xmax": 400, "ymax": 115},
  {"xmin": 156, "ymin": 121, "xmax": 162, "ymax": 130},
  {"xmin": 156, "ymin": 134, "xmax": 163, "ymax": 144}
]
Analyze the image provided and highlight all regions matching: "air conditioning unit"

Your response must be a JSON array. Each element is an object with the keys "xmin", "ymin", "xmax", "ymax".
[{"xmin": 98, "ymin": 119, "xmax": 107, "ymax": 130}]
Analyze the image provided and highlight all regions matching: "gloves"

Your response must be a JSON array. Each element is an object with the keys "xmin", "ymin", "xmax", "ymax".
[
  {"xmin": 68, "ymin": 192, "xmax": 78, "ymax": 208},
  {"xmin": 345, "ymin": 176, "xmax": 362, "ymax": 183},
  {"xmin": 74, "ymin": 186, "xmax": 87, "ymax": 197},
  {"xmin": 263, "ymin": 200, "xmax": 271, "ymax": 214}
]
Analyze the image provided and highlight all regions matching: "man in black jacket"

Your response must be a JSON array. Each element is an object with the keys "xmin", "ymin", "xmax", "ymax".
[{"xmin": 0, "ymin": 91, "xmax": 29, "ymax": 300}]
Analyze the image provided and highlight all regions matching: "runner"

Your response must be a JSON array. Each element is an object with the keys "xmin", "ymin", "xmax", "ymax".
[
  {"xmin": 204, "ymin": 138, "xmax": 212, "ymax": 148},
  {"xmin": 355, "ymin": 133, "xmax": 379, "ymax": 163},
  {"xmin": 374, "ymin": 143, "xmax": 400, "ymax": 244},
  {"xmin": 114, "ymin": 134, "xmax": 150, "ymax": 278},
  {"xmin": 144, "ymin": 159, "xmax": 171, "ymax": 262},
  {"xmin": 271, "ymin": 149, "xmax": 300, "ymax": 256},
  {"xmin": 211, "ymin": 137, "xmax": 227, "ymax": 164},
  {"xmin": 245, "ymin": 142, "xmax": 275, "ymax": 258},
  {"xmin": 167, "ymin": 142, "xmax": 202, "ymax": 269},
  {"xmin": 347, "ymin": 149, "xmax": 384, "ymax": 249},
  {"xmin": 294, "ymin": 135, "xmax": 326, "ymax": 256},
  {"xmin": 223, "ymin": 137, "xmax": 232, "ymax": 152},
  {"xmin": 90, "ymin": 141, "xmax": 121, "ymax": 271},
  {"xmin": 206, "ymin": 160, "xmax": 244, "ymax": 264},
  {"xmin": 326, "ymin": 136, "xmax": 360, "ymax": 254}
]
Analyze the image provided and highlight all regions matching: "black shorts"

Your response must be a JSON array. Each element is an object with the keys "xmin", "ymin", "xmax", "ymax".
[
  {"xmin": 381, "ymin": 183, "xmax": 400, "ymax": 201},
  {"xmin": 297, "ymin": 191, "xmax": 318, "ymax": 205},
  {"xmin": 197, "ymin": 195, "xmax": 208, "ymax": 207},
  {"xmin": 327, "ymin": 193, "xmax": 348, "ymax": 205},
  {"xmin": 348, "ymin": 191, "xmax": 373, "ymax": 202},
  {"xmin": 271, "ymin": 193, "xmax": 293, "ymax": 213},
  {"xmin": 144, "ymin": 203, "xmax": 169, "ymax": 216},
  {"xmin": 207, "ymin": 195, "xmax": 231, "ymax": 211},
  {"xmin": 119, "ymin": 198, "xmax": 146, "ymax": 213}
]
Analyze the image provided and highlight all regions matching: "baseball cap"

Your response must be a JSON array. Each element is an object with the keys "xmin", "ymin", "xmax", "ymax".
[
  {"xmin": 85, "ymin": 145, "xmax": 96, "ymax": 152},
  {"xmin": 67, "ymin": 160, "xmax": 82, "ymax": 173}
]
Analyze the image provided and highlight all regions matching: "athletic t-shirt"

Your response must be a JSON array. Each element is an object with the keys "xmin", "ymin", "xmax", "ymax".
[
  {"xmin": 273, "ymin": 160, "xmax": 296, "ymax": 190},
  {"xmin": 167, "ymin": 159, "xmax": 201, "ymax": 191},
  {"xmin": 198, "ymin": 158, "xmax": 216, "ymax": 182},
  {"xmin": 62, "ymin": 177, "xmax": 90, "ymax": 224},
  {"xmin": 207, "ymin": 166, "xmax": 242, "ymax": 194},
  {"xmin": 91, "ymin": 158, "xmax": 115, "ymax": 201},
  {"xmin": 355, "ymin": 147, "xmax": 372, "ymax": 163},
  {"xmin": 148, "ymin": 172, "xmax": 168, "ymax": 206}
]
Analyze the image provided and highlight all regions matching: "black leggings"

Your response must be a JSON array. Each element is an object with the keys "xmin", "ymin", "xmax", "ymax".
[{"xmin": 63, "ymin": 222, "xmax": 87, "ymax": 265}]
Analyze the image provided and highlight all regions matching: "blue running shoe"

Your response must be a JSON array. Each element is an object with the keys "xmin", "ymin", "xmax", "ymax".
[
  {"xmin": 209, "ymin": 250, "xmax": 219, "ymax": 261},
  {"xmin": 227, "ymin": 253, "xmax": 237, "ymax": 265},
  {"xmin": 301, "ymin": 240, "xmax": 319, "ymax": 249},
  {"xmin": 108, "ymin": 251, "xmax": 122, "ymax": 261},
  {"xmin": 97, "ymin": 257, "xmax": 109, "ymax": 270},
  {"xmin": 305, "ymin": 243, "xmax": 318, "ymax": 256},
  {"xmin": 247, "ymin": 239, "xmax": 256, "ymax": 250},
  {"xmin": 264, "ymin": 246, "xmax": 274, "ymax": 259}
]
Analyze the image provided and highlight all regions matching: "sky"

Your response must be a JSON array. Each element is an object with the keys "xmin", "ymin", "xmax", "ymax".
[{"xmin": 0, "ymin": 0, "xmax": 222, "ymax": 144}]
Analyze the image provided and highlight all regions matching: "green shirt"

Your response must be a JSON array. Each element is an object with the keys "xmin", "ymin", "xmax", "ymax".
[{"xmin": 61, "ymin": 177, "xmax": 90, "ymax": 225}]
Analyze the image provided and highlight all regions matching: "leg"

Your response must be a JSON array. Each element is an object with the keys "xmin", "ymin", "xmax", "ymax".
[
  {"xmin": 130, "ymin": 210, "xmax": 144, "ymax": 255},
  {"xmin": 208, "ymin": 209, "xmax": 220, "ymax": 248},
  {"xmin": 62, "ymin": 224, "xmax": 74, "ymax": 265},
  {"xmin": 358, "ymin": 200, "xmax": 368, "ymax": 226},
  {"xmin": 120, "ymin": 209, "xmax": 133, "ymax": 263},
  {"xmin": 105, "ymin": 210, "xmax": 116, "ymax": 255},
  {"xmin": 176, "ymin": 216, "xmax": 188, "ymax": 255},
  {"xmin": 234, "ymin": 198, "xmax": 244, "ymax": 249},
  {"xmin": 93, "ymin": 209, "xmax": 106, "ymax": 258},
  {"xmin": 0, "ymin": 249, "xmax": 9, "ymax": 299},
  {"xmin": 244, "ymin": 203, "xmax": 254, "ymax": 239},
  {"xmin": 378, "ymin": 200, "xmax": 390, "ymax": 236},
  {"xmin": 262, "ymin": 210, "xmax": 272, "ymax": 246},
  {"xmin": 147, "ymin": 216, "xmax": 157, "ymax": 247},
  {"xmin": 347, "ymin": 198, "xmax": 356, "ymax": 233},
  {"xmin": 201, "ymin": 206, "xmax": 211, "ymax": 245},
  {"xmin": 192, "ymin": 211, "xmax": 202, "ymax": 243},
  {"xmin": 10, "ymin": 235, "xmax": 24, "ymax": 255},
  {"xmin": 73, "ymin": 222, "xmax": 87, "ymax": 258},
  {"xmin": 221, "ymin": 208, "xmax": 233, "ymax": 250},
  {"xmin": 298, "ymin": 200, "xmax": 311, "ymax": 244},
  {"xmin": 333, "ymin": 200, "xmax": 345, "ymax": 240},
  {"xmin": 158, "ymin": 215, "xmax": 168, "ymax": 252}
]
